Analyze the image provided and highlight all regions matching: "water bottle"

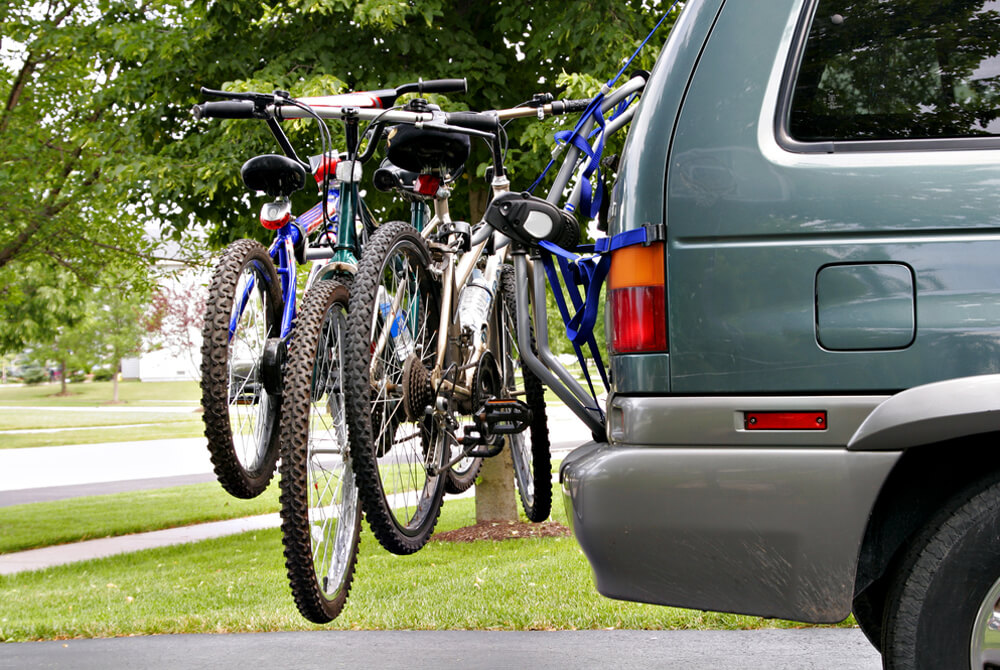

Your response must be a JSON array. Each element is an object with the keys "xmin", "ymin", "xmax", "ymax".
[
  {"xmin": 458, "ymin": 270, "xmax": 494, "ymax": 340},
  {"xmin": 377, "ymin": 285, "xmax": 415, "ymax": 361}
]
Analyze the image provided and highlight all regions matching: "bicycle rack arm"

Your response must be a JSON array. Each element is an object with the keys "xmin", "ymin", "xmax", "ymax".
[
  {"xmin": 544, "ymin": 74, "xmax": 647, "ymax": 206},
  {"xmin": 513, "ymin": 253, "xmax": 606, "ymax": 437},
  {"xmin": 563, "ymin": 103, "xmax": 639, "ymax": 211}
]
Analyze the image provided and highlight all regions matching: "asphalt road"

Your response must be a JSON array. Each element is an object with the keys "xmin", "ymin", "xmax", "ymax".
[{"xmin": 0, "ymin": 630, "xmax": 882, "ymax": 669}]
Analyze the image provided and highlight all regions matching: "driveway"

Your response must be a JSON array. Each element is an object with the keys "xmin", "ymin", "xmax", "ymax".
[{"xmin": 0, "ymin": 629, "xmax": 881, "ymax": 669}]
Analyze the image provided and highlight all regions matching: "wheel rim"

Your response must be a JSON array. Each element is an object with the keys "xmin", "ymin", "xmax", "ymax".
[
  {"xmin": 971, "ymin": 574, "xmax": 1000, "ymax": 668},
  {"xmin": 308, "ymin": 302, "xmax": 358, "ymax": 597},
  {"xmin": 228, "ymin": 262, "xmax": 274, "ymax": 474},
  {"xmin": 369, "ymin": 244, "xmax": 441, "ymax": 533}
]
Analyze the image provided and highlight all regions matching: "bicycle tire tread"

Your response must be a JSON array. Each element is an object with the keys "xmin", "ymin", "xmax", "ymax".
[{"xmin": 200, "ymin": 238, "xmax": 282, "ymax": 499}]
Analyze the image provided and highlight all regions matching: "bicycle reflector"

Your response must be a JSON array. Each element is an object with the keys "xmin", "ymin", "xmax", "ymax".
[{"xmin": 608, "ymin": 241, "xmax": 666, "ymax": 354}]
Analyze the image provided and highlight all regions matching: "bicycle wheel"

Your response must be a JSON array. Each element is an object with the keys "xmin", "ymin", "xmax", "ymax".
[
  {"xmin": 497, "ymin": 264, "xmax": 552, "ymax": 521},
  {"xmin": 345, "ymin": 221, "xmax": 446, "ymax": 555},
  {"xmin": 201, "ymin": 239, "xmax": 283, "ymax": 499},
  {"xmin": 278, "ymin": 279, "xmax": 360, "ymax": 623}
]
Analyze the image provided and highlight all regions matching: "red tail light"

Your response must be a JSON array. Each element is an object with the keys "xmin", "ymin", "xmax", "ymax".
[{"xmin": 608, "ymin": 242, "xmax": 667, "ymax": 354}]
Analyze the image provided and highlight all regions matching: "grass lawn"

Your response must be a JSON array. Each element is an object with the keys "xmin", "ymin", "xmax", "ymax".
[
  {"xmin": 0, "ymin": 406, "xmax": 204, "ymax": 449},
  {"xmin": 0, "ymin": 421, "xmax": 205, "ymax": 449},
  {"xmin": 0, "ymin": 381, "xmax": 200, "ymax": 406},
  {"xmin": 0, "ymin": 481, "xmax": 280, "ymax": 555},
  {"xmin": 0, "ymin": 410, "xmax": 201, "ymax": 431},
  {"xmin": 0, "ymin": 491, "xmax": 850, "ymax": 641}
]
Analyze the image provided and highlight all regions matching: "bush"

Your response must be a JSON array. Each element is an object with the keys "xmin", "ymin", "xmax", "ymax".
[
  {"xmin": 92, "ymin": 368, "xmax": 115, "ymax": 382},
  {"xmin": 69, "ymin": 370, "xmax": 88, "ymax": 383},
  {"xmin": 22, "ymin": 367, "xmax": 48, "ymax": 385}
]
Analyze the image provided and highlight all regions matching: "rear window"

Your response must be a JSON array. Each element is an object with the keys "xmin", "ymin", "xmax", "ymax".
[{"xmin": 789, "ymin": 0, "xmax": 1000, "ymax": 142}]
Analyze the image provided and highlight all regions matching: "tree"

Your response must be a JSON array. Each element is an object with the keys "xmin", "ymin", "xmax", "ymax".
[
  {"xmin": 145, "ymin": 273, "xmax": 206, "ymax": 373},
  {"xmin": 140, "ymin": 0, "xmax": 672, "ymax": 245},
  {"xmin": 20, "ymin": 269, "xmax": 151, "ymax": 400},
  {"xmin": 90, "ymin": 273, "xmax": 152, "ymax": 403},
  {"xmin": 0, "ymin": 263, "xmax": 88, "ymax": 354},
  {"xmin": 0, "ymin": 2, "xmax": 193, "ymax": 351}
]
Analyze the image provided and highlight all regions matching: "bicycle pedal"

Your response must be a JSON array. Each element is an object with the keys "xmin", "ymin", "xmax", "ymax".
[{"xmin": 479, "ymin": 399, "xmax": 532, "ymax": 434}]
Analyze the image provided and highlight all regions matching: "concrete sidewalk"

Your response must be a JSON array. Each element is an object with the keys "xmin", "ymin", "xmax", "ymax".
[{"xmin": 0, "ymin": 513, "xmax": 280, "ymax": 575}]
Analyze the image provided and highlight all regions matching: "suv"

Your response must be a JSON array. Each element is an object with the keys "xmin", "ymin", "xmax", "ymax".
[{"xmin": 560, "ymin": 0, "xmax": 1000, "ymax": 667}]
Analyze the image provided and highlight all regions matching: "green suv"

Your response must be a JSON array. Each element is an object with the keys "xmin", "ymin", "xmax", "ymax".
[{"xmin": 560, "ymin": 1, "xmax": 1000, "ymax": 667}]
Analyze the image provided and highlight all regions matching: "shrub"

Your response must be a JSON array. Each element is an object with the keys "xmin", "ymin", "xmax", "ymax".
[
  {"xmin": 92, "ymin": 368, "xmax": 115, "ymax": 382},
  {"xmin": 22, "ymin": 367, "xmax": 49, "ymax": 385}
]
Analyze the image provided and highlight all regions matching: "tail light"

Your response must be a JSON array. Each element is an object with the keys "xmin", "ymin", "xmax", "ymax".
[{"xmin": 608, "ymin": 241, "xmax": 667, "ymax": 354}]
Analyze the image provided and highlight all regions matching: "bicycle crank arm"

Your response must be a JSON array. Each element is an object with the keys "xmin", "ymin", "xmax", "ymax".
[{"xmin": 476, "ymin": 398, "xmax": 533, "ymax": 435}]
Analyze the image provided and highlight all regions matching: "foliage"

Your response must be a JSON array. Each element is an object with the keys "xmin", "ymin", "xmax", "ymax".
[
  {"xmin": 20, "ymin": 366, "xmax": 48, "ymax": 386},
  {"xmin": 0, "ymin": 263, "xmax": 88, "ymax": 353},
  {"xmin": 144, "ymin": 272, "xmax": 206, "ymax": 368},
  {"xmin": 141, "ymin": 0, "xmax": 676, "ymax": 245},
  {"xmin": 91, "ymin": 368, "xmax": 115, "ymax": 382},
  {"xmin": 0, "ymin": 2, "xmax": 205, "ymax": 353},
  {"xmin": 15, "ymin": 269, "xmax": 153, "ymax": 397}
]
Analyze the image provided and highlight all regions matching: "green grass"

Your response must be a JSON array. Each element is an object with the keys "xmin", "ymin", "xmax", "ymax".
[
  {"xmin": 0, "ymin": 410, "xmax": 200, "ymax": 431},
  {"xmin": 0, "ymin": 491, "xmax": 849, "ymax": 641},
  {"xmin": 0, "ymin": 407, "xmax": 204, "ymax": 449},
  {"xmin": 0, "ymin": 481, "xmax": 280, "ymax": 555},
  {"xmin": 0, "ymin": 422, "xmax": 206, "ymax": 449},
  {"xmin": 0, "ymin": 381, "xmax": 200, "ymax": 406}
]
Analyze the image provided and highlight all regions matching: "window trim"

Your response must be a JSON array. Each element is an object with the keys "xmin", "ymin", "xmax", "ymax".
[{"xmin": 775, "ymin": 0, "xmax": 1000, "ymax": 154}]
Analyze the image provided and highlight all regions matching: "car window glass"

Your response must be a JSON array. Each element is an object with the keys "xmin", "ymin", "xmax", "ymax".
[{"xmin": 789, "ymin": 0, "xmax": 1000, "ymax": 141}]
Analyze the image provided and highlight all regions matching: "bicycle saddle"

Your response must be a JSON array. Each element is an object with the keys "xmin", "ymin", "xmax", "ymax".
[
  {"xmin": 385, "ymin": 123, "xmax": 470, "ymax": 175},
  {"xmin": 241, "ymin": 154, "xmax": 307, "ymax": 197}
]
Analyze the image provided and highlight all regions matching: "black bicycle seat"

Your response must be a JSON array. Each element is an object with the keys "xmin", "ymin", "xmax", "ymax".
[{"xmin": 241, "ymin": 154, "xmax": 307, "ymax": 197}]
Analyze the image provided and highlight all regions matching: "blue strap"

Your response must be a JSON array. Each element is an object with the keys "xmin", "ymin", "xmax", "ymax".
[
  {"xmin": 594, "ymin": 227, "xmax": 649, "ymax": 253},
  {"xmin": 538, "ymin": 246, "xmax": 609, "ymax": 405}
]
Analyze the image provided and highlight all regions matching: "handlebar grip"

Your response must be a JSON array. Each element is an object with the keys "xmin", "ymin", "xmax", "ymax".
[
  {"xmin": 192, "ymin": 100, "xmax": 257, "ymax": 120},
  {"xmin": 417, "ymin": 78, "xmax": 468, "ymax": 94},
  {"xmin": 552, "ymin": 98, "xmax": 594, "ymax": 115},
  {"xmin": 442, "ymin": 110, "xmax": 499, "ymax": 132}
]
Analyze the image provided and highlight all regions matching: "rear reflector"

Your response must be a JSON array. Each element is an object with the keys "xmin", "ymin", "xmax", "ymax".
[{"xmin": 745, "ymin": 412, "xmax": 827, "ymax": 430}]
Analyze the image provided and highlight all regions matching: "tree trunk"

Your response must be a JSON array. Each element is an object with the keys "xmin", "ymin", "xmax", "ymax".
[
  {"xmin": 475, "ymin": 439, "xmax": 518, "ymax": 522},
  {"xmin": 59, "ymin": 358, "xmax": 67, "ymax": 395},
  {"xmin": 112, "ymin": 358, "xmax": 120, "ymax": 403},
  {"xmin": 473, "ymin": 173, "xmax": 518, "ymax": 523}
]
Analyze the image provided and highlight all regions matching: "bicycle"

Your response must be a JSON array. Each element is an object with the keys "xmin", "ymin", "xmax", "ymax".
[
  {"xmin": 339, "ymin": 80, "xmax": 645, "ymax": 555},
  {"xmin": 193, "ymin": 77, "xmax": 466, "ymax": 622}
]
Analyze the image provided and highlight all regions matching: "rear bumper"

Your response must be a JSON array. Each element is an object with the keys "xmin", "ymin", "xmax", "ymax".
[{"xmin": 560, "ymin": 441, "xmax": 897, "ymax": 623}]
